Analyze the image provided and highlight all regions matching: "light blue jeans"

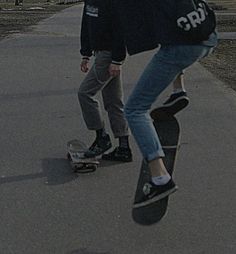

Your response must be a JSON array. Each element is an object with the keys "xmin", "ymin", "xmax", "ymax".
[{"xmin": 124, "ymin": 44, "xmax": 214, "ymax": 161}]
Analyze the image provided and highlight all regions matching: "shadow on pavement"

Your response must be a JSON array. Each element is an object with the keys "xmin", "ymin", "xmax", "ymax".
[
  {"xmin": 41, "ymin": 158, "xmax": 78, "ymax": 185},
  {"xmin": 0, "ymin": 158, "xmax": 77, "ymax": 186},
  {"xmin": 0, "ymin": 158, "xmax": 127, "ymax": 186},
  {"xmin": 98, "ymin": 159, "xmax": 124, "ymax": 168}
]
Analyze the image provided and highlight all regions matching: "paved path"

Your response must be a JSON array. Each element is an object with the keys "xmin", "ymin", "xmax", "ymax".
[
  {"xmin": 218, "ymin": 32, "xmax": 236, "ymax": 39},
  {"xmin": 216, "ymin": 11, "xmax": 236, "ymax": 39},
  {"xmin": 216, "ymin": 12, "xmax": 236, "ymax": 15},
  {"xmin": 210, "ymin": 0, "xmax": 236, "ymax": 11},
  {"xmin": 0, "ymin": 4, "xmax": 236, "ymax": 254}
]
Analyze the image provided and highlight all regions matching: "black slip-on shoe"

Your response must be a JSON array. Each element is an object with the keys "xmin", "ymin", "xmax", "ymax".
[{"xmin": 133, "ymin": 179, "xmax": 178, "ymax": 209}]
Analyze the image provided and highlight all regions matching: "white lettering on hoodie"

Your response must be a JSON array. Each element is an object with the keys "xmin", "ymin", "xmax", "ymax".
[{"xmin": 86, "ymin": 5, "xmax": 99, "ymax": 17}]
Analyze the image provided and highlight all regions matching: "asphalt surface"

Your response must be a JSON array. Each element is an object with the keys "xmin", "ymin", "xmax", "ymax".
[
  {"xmin": 0, "ymin": 4, "xmax": 236, "ymax": 254},
  {"xmin": 218, "ymin": 31, "xmax": 236, "ymax": 39}
]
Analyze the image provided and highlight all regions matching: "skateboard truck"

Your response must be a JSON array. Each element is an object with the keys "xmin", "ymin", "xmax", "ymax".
[{"xmin": 67, "ymin": 139, "xmax": 99, "ymax": 173}]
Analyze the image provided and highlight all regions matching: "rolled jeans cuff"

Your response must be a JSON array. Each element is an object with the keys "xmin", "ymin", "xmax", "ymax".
[{"xmin": 145, "ymin": 150, "xmax": 165, "ymax": 162}]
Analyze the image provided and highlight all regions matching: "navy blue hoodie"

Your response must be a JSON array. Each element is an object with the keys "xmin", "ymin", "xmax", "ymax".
[
  {"xmin": 80, "ymin": 0, "xmax": 126, "ymax": 62},
  {"xmin": 116, "ymin": 0, "xmax": 215, "ymax": 55}
]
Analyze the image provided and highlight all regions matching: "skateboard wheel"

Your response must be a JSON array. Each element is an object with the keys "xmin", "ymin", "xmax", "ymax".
[
  {"xmin": 86, "ymin": 164, "xmax": 97, "ymax": 171},
  {"xmin": 73, "ymin": 165, "xmax": 96, "ymax": 173},
  {"xmin": 91, "ymin": 165, "xmax": 97, "ymax": 171},
  {"xmin": 76, "ymin": 163, "xmax": 84, "ymax": 169}
]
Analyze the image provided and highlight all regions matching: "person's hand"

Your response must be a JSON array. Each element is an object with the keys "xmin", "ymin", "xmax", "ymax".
[
  {"xmin": 109, "ymin": 63, "xmax": 121, "ymax": 77},
  {"xmin": 81, "ymin": 59, "xmax": 89, "ymax": 73}
]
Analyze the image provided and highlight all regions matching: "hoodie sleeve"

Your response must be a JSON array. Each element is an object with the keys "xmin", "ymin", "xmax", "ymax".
[
  {"xmin": 110, "ymin": 1, "xmax": 126, "ymax": 63},
  {"xmin": 80, "ymin": 4, "xmax": 93, "ymax": 57}
]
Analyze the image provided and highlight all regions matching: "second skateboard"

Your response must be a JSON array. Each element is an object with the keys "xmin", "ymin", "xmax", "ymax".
[{"xmin": 67, "ymin": 139, "xmax": 99, "ymax": 173}]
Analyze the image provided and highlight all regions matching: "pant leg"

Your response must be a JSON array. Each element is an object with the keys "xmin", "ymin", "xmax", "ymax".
[
  {"xmin": 102, "ymin": 73, "xmax": 130, "ymax": 138},
  {"xmin": 78, "ymin": 51, "xmax": 112, "ymax": 130},
  {"xmin": 124, "ymin": 44, "xmax": 214, "ymax": 161}
]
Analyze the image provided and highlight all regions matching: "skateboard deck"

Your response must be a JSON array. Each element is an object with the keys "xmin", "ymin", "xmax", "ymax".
[
  {"xmin": 132, "ymin": 108, "xmax": 180, "ymax": 225},
  {"xmin": 67, "ymin": 139, "xmax": 99, "ymax": 173}
]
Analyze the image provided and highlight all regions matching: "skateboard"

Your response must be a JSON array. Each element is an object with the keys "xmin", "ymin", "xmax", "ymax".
[
  {"xmin": 132, "ymin": 108, "xmax": 180, "ymax": 225},
  {"xmin": 67, "ymin": 139, "xmax": 99, "ymax": 173}
]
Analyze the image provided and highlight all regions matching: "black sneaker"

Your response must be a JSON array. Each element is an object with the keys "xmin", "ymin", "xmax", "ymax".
[
  {"xmin": 102, "ymin": 147, "xmax": 133, "ymax": 162},
  {"xmin": 158, "ymin": 91, "xmax": 189, "ymax": 115},
  {"xmin": 84, "ymin": 134, "xmax": 112, "ymax": 158},
  {"xmin": 133, "ymin": 179, "xmax": 178, "ymax": 208}
]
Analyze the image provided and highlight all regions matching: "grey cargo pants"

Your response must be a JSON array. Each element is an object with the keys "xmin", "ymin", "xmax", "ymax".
[{"xmin": 78, "ymin": 51, "xmax": 129, "ymax": 138}]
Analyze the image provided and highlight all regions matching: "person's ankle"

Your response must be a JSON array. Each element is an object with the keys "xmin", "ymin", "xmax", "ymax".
[
  {"xmin": 173, "ymin": 88, "xmax": 186, "ymax": 94},
  {"xmin": 149, "ymin": 158, "xmax": 167, "ymax": 178},
  {"xmin": 151, "ymin": 174, "xmax": 171, "ymax": 185}
]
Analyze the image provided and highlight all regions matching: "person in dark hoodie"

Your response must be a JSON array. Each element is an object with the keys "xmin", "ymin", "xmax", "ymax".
[
  {"xmin": 115, "ymin": 0, "xmax": 218, "ymax": 207},
  {"xmin": 78, "ymin": 0, "xmax": 132, "ymax": 162}
]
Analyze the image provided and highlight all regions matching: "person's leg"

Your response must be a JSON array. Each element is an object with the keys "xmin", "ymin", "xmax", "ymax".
[
  {"xmin": 125, "ymin": 44, "xmax": 213, "ymax": 207},
  {"xmin": 101, "ymin": 74, "xmax": 129, "ymax": 138},
  {"xmin": 101, "ymin": 71, "xmax": 132, "ymax": 162},
  {"xmin": 158, "ymin": 71, "xmax": 190, "ymax": 115},
  {"xmin": 173, "ymin": 71, "xmax": 185, "ymax": 92},
  {"xmin": 78, "ymin": 51, "xmax": 113, "ymax": 157},
  {"xmin": 78, "ymin": 65, "xmax": 105, "ymax": 131},
  {"xmin": 125, "ymin": 46, "xmax": 181, "ymax": 178}
]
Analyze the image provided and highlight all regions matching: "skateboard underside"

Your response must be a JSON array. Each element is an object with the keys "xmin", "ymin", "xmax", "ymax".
[
  {"xmin": 132, "ymin": 111, "xmax": 180, "ymax": 225},
  {"xmin": 67, "ymin": 139, "xmax": 99, "ymax": 173}
]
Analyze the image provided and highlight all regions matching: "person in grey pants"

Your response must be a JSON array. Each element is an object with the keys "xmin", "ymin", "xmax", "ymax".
[{"xmin": 77, "ymin": 0, "xmax": 132, "ymax": 162}]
